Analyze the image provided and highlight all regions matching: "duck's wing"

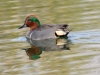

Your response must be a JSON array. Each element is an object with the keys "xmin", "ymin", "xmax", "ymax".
[{"xmin": 37, "ymin": 24, "xmax": 68, "ymax": 31}]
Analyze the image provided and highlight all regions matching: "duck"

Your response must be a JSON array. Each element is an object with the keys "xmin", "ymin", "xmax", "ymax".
[{"xmin": 18, "ymin": 14, "xmax": 69, "ymax": 40}]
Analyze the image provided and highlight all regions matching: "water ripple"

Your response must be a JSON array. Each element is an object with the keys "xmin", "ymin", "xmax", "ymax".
[
  {"xmin": 11, "ymin": 36, "xmax": 26, "ymax": 42},
  {"xmin": 69, "ymin": 29, "xmax": 100, "ymax": 43}
]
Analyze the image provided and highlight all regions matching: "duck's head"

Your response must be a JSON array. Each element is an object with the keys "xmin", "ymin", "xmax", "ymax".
[{"xmin": 18, "ymin": 15, "xmax": 40, "ymax": 30}]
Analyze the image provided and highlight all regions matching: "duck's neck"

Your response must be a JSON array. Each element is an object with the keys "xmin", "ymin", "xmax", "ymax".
[{"xmin": 30, "ymin": 22, "xmax": 38, "ymax": 30}]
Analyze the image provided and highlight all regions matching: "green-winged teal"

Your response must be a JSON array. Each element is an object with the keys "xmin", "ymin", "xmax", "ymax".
[{"xmin": 18, "ymin": 14, "xmax": 69, "ymax": 40}]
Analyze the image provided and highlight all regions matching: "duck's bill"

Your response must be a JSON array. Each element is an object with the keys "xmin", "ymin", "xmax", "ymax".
[{"xmin": 18, "ymin": 24, "xmax": 26, "ymax": 29}]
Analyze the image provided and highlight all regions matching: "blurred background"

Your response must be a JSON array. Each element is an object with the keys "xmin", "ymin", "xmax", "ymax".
[{"xmin": 0, "ymin": 0, "xmax": 100, "ymax": 75}]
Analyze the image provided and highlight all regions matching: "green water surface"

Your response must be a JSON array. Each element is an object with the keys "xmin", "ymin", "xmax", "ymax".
[{"xmin": 0, "ymin": 0, "xmax": 100, "ymax": 75}]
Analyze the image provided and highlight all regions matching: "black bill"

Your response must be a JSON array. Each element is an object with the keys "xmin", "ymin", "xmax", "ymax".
[{"xmin": 18, "ymin": 24, "xmax": 26, "ymax": 29}]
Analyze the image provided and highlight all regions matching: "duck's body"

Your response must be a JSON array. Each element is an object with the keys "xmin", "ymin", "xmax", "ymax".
[
  {"xmin": 26, "ymin": 24, "xmax": 69, "ymax": 40},
  {"xmin": 19, "ymin": 14, "xmax": 69, "ymax": 40}
]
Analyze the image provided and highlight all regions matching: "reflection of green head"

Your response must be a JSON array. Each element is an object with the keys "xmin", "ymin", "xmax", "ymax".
[
  {"xmin": 29, "ymin": 17, "xmax": 41, "ymax": 26},
  {"xmin": 31, "ymin": 54, "xmax": 40, "ymax": 60},
  {"xmin": 29, "ymin": 48, "xmax": 42, "ymax": 60}
]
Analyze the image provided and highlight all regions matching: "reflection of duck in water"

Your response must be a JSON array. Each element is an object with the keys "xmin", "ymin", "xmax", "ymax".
[
  {"xmin": 23, "ymin": 46, "xmax": 42, "ymax": 60},
  {"xmin": 21, "ymin": 38, "xmax": 71, "ymax": 60}
]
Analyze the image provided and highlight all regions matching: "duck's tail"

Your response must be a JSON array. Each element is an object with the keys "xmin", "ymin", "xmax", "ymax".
[{"xmin": 55, "ymin": 24, "xmax": 71, "ymax": 37}]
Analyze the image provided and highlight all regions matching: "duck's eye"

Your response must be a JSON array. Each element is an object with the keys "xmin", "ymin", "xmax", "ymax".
[{"xmin": 28, "ymin": 19, "xmax": 31, "ymax": 21}]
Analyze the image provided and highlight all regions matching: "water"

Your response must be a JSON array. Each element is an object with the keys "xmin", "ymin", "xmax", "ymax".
[{"xmin": 0, "ymin": 0, "xmax": 100, "ymax": 75}]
